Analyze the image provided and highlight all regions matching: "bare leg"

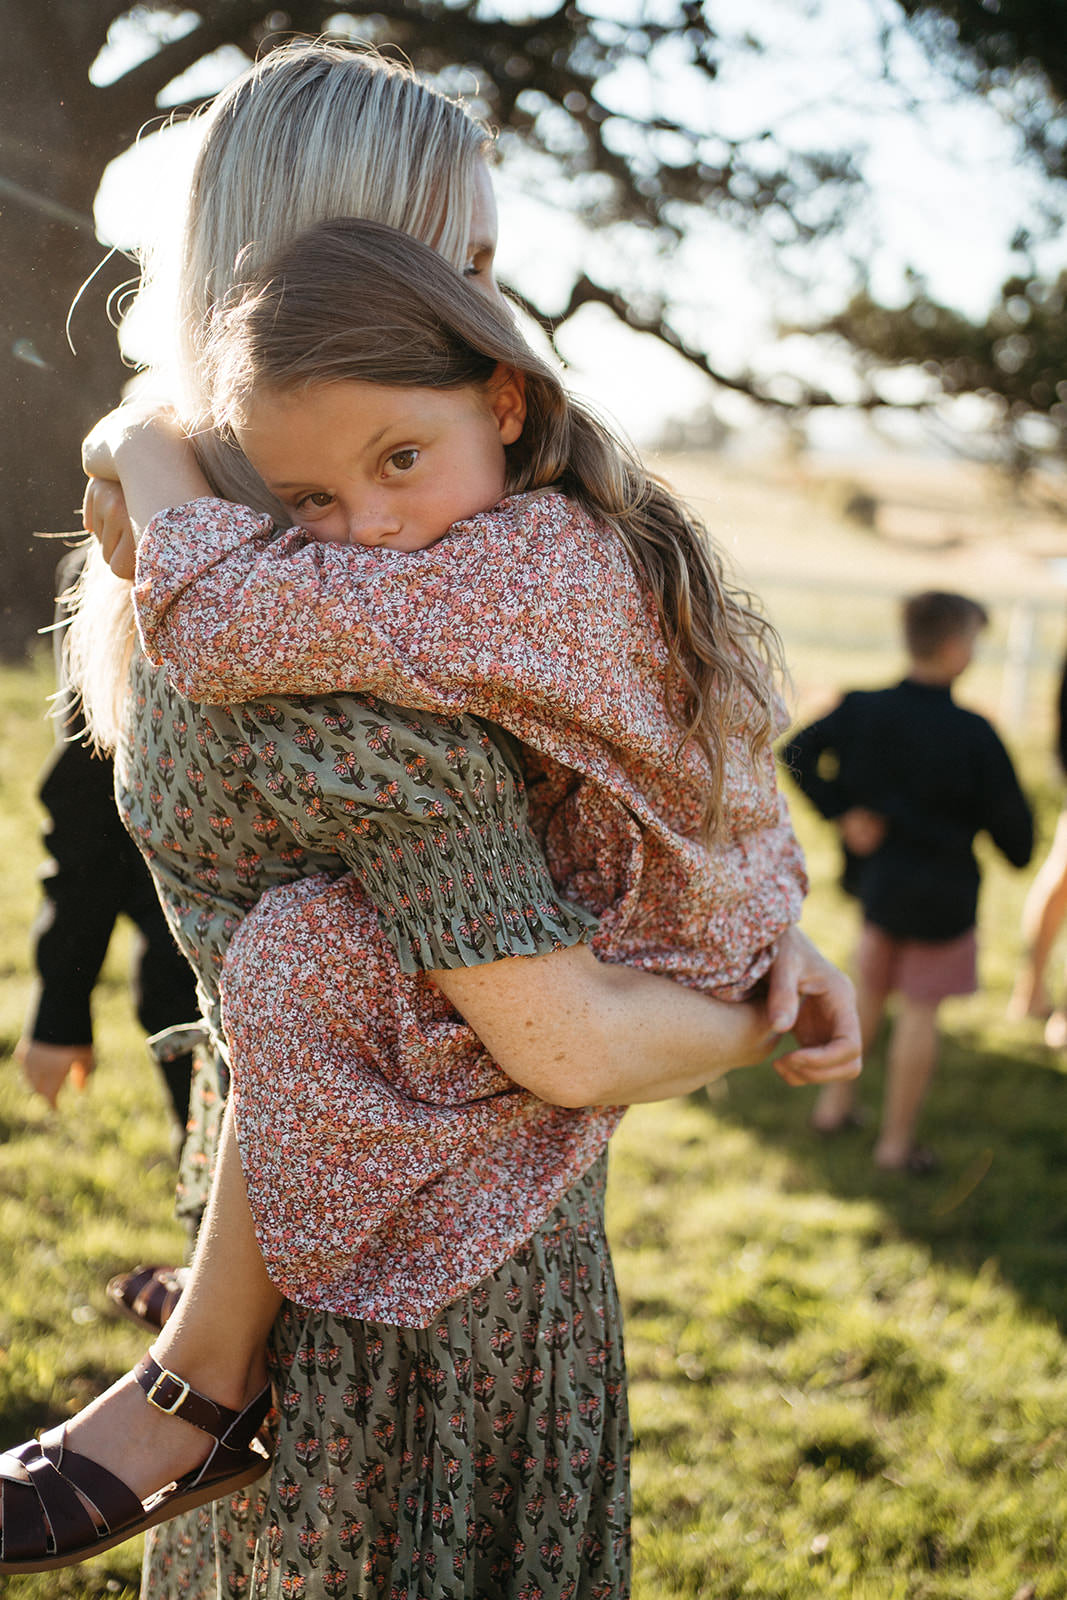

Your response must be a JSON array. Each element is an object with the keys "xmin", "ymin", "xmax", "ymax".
[
  {"xmin": 811, "ymin": 972, "xmax": 885, "ymax": 1131},
  {"xmin": 36, "ymin": 1100, "xmax": 281, "ymax": 1502},
  {"xmin": 873, "ymin": 997, "xmax": 939, "ymax": 1168},
  {"xmin": 1009, "ymin": 809, "xmax": 1067, "ymax": 1019}
]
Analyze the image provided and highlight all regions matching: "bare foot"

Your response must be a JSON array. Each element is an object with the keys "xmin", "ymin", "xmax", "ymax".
[
  {"xmin": 1045, "ymin": 1010, "xmax": 1067, "ymax": 1050},
  {"xmin": 811, "ymin": 1109, "xmax": 867, "ymax": 1136},
  {"xmin": 810, "ymin": 1080, "xmax": 859, "ymax": 1134},
  {"xmin": 874, "ymin": 1143, "xmax": 939, "ymax": 1176},
  {"xmin": 1006, "ymin": 977, "xmax": 1050, "ymax": 1022}
]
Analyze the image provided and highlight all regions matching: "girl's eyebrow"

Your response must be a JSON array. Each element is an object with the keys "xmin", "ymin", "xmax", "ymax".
[{"xmin": 268, "ymin": 426, "xmax": 395, "ymax": 488}]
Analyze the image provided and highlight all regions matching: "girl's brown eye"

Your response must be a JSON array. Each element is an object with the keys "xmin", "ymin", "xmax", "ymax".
[{"xmin": 389, "ymin": 450, "xmax": 419, "ymax": 472}]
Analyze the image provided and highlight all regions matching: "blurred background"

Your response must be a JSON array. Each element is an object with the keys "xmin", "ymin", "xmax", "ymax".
[{"xmin": 3, "ymin": 11, "xmax": 1067, "ymax": 1595}]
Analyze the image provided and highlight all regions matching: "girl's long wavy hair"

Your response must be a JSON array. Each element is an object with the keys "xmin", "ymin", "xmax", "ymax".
[
  {"xmin": 66, "ymin": 41, "xmax": 492, "ymax": 748},
  {"xmin": 210, "ymin": 218, "xmax": 785, "ymax": 838}
]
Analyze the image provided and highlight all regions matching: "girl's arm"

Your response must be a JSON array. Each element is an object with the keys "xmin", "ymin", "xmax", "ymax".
[
  {"xmin": 132, "ymin": 495, "xmax": 647, "ymax": 737},
  {"xmin": 82, "ymin": 408, "xmax": 212, "ymax": 580},
  {"xmin": 89, "ymin": 411, "xmax": 651, "ymax": 730},
  {"xmin": 84, "ymin": 413, "xmax": 856, "ymax": 1093},
  {"xmin": 436, "ymin": 926, "xmax": 861, "ymax": 1107}
]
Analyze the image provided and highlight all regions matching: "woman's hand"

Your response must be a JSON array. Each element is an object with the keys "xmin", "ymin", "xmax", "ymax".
[{"xmin": 763, "ymin": 925, "xmax": 862, "ymax": 1087}]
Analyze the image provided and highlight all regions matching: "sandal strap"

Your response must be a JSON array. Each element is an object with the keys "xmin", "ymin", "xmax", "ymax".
[
  {"xmin": 134, "ymin": 1354, "xmax": 270, "ymax": 1453},
  {"xmin": 0, "ymin": 1380, "xmax": 272, "ymax": 1571},
  {"xmin": 0, "ymin": 1474, "xmax": 53, "ymax": 1562},
  {"xmin": 118, "ymin": 1266, "xmax": 184, "ymax": 1326},
  {"xmin": 0, "ymin": 1429, "xmax": 143, "ymax": 1560}
]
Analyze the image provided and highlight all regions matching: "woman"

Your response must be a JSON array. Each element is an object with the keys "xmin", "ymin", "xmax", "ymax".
[{"xmin": 3, "ymin": 41, "xmax": 858, "ymax": 1600}]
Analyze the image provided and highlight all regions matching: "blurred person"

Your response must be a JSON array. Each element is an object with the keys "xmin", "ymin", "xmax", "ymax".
[
  {"xmin": 14, "ymin": 548, "xmax": 197, "ymax": 1126},
  {"xmin": 1008, "ymin": 650, "xmax": 1067, "ymax": 1039},
  {"xmin": 784, "ymin": 590, "xmax": 1033, "ymax": 1172}
]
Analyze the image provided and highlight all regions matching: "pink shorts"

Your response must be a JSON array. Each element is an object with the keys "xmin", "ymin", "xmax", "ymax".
[{"xmin": 856, "ymin": 922, "xmax": 978, "ymax": 1005}]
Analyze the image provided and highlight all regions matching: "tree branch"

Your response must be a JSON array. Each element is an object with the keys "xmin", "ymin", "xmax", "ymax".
[
  {"xmin": 90, "ymin": 0, "xmax": 270, "ymax": 135},
  {"xmin": 509, "ymin": 272, "xmax": 939, "ymax": 417}
]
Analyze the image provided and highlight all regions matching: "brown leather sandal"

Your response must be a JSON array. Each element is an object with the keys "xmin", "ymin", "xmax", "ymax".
[
  {"xmin": 0, "ymin": 1353, "xmax": 271, "ymax": 1572},
  {"xmin": 106, "ymin": 1265, "xmax": 187, "ymax": 1333}
]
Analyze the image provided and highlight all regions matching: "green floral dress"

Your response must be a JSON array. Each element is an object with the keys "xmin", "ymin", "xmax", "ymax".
[{"xmin": 115, "ymin": 657, "xmax": 630, "ymax": 1599}]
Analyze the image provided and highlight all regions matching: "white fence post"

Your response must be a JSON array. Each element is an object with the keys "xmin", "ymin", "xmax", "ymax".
[{"xmin": 1000, "ymin": 600, "xmax": 1037, "ymax": 730}]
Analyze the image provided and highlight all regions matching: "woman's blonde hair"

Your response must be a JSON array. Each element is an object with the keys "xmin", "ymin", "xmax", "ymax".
[
  {"xmin": 68, "ymin": 41, "xmax": 492, "ymax": 745},
  {"xmin": 212, "ymin": 218, "xmax": 784, "ymax": 838}
]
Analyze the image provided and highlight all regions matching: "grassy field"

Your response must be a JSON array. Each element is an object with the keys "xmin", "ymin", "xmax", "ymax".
[{"xmin": 1, "ymin": 460, "xmax": 1066, "ymax": 1598}]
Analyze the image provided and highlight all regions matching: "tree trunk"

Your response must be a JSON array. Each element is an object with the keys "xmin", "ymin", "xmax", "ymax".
[
  {"xmin": 0, "ymin": 209, "xmax": 132, "ymax": 654},
  {"xmin": 0, "ymin": 5, "xmax": 134, "ymax": 655}
]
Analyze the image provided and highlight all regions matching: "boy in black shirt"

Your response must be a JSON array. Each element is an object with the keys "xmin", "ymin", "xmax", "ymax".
[{"xmin": 784, "ymin": 591, "xmax": 1033, "ymax": 1172}]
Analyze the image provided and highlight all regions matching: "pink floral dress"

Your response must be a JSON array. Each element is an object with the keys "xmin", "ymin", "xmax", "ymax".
[
  {"xmin": 136, "ymin": 490, "xmax": 806, "ymax": 1000},
  {"xmin": 130, "ymin": 489, "xmax": 806, "ymax": 1320}
]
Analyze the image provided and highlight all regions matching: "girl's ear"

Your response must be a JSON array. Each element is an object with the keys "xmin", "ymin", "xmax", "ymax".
[{"xmin": 488, "ymin": 364, "xmax": 527, "ymax": 445}]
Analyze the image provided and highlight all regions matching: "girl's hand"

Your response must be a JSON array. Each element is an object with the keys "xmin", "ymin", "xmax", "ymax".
[
  {"xmin": 82, "ymin": 400, "xmax": 180, "ymax": 481},
  {"xmin": 82, "ymin": 403, "xmax": 181, "ymax": 580},
  {"xmin": 83, "ymin": 474, "xmax": 136, "ymax": 580},
  {"xmin": 763, "ymin": 925, "xmax": 862, "ymax": 1086},
  {"xmin": 80, "ymin": 404, "xmax": 211, "ymax": 566}
]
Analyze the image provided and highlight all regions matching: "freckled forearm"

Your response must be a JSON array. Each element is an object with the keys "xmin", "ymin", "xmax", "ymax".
[{"xmin": 434, "ymin": 944, "xmax": 778, "ymax": 1108}]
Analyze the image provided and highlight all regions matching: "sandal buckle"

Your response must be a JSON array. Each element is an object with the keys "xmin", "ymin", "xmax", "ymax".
[{"xmin": 145, "ymin": 1366, "xmax": 191, "ymax": 1416}]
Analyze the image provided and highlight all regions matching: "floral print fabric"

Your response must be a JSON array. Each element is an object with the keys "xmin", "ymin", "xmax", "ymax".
[
  {"xmin": 144, "ymin": 1153, "xmax": 630, "ymax": 1600},
  {"xmin": 116, "ymin": 659, "xmax": 611, "ymax": 1322},
  {"xmin": 117, "ymin": 664, "xmax": 595, "ymax": 1040},
  {"xmin": 222, "ymin": 873, "xmax": 620, "ymax": 1322},
  {"xmin": 134, "ymin": 490, "xmax": 808, "ymax": 999}
]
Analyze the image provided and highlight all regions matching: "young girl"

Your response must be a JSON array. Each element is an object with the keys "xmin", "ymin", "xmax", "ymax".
[
  {"xmin": 111, "ymin": 212, "xmax": 831, "ymax": 1308},
  {"xmin": 0, "ymin": 213, "xmax": 857, "ymax": 1579}
]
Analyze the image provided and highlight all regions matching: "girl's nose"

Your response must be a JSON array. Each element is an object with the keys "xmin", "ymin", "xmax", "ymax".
[{"xmin": 346, "ymin": 507, "xmax": 401, "ymax": 546}]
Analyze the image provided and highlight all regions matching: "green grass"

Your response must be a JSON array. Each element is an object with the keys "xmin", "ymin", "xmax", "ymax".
[
  {"xmin": 2, "ymin": 569, "xmax": 1067, "ymax": 1598},
  {"xmin": 0, "ymin": 655, "xmax": 188, "ymax": 1598}
]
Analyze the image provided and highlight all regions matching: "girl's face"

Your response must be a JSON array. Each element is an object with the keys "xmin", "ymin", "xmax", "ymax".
[{"xmin": 238, "ymin": 369, "xmax": 526, "ymax": 550}]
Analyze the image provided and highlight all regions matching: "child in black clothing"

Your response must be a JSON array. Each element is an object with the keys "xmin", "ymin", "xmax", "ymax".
[
  {"xmin": 784, "ymin": 591, "xmax": 1033, "ymax": 1172},
  {"xmin": 14, "ymin": 550, "xmax": 198, "ymax": 1123}
]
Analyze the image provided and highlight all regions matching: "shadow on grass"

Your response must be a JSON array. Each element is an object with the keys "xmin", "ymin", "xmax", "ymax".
[
  {"xmin": 0, "ymin": 1356, "xmax": 125, "ymax": 1447},
  {"xmin": 704, "ymin": 1022, "xmax": 1067, "ymax": 1332}
]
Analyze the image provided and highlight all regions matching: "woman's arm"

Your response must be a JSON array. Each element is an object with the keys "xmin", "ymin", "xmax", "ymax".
[{"xmin": 434, "ymin": 926, "xmax": 861, "ymax": 1108}]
